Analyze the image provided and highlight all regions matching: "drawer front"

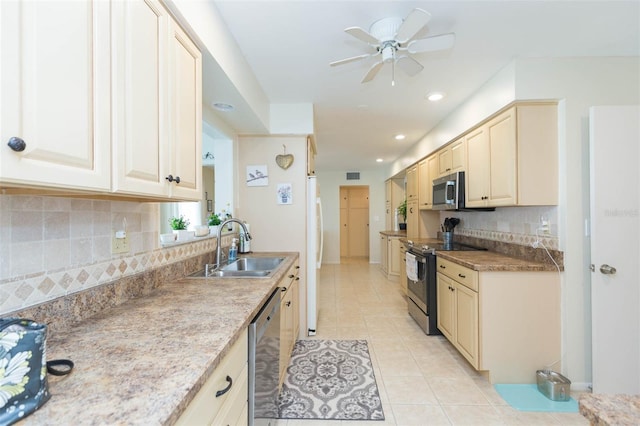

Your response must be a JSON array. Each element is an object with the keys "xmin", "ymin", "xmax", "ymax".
[
  {"xmin": 281, "ymin": 261, "xmax": 300, "ymax": 292},
  {"xmin": 212, "ymin": 363, "xmax": 249, "ymax": 426},
  {"xmin": 437, "ymin": 258, "xmax": 478, "ymax": 292},
  {"xmin": 176, "ymin": 329, "xmax": 248, "ymax": 425}
]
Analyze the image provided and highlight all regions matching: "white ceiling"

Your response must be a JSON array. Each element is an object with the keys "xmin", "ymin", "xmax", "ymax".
[{"xmin": 207, "ymin": 1, "xmax": 639, "ymax": 172}]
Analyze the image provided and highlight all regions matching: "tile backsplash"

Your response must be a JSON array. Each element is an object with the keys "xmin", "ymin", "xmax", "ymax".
[
  {"xmin": 441, "ymin": 205, "xmax": 559, "ymax": 251},
  {"xmin": 0, "ymin": 194, "xmax": 224, "ymax": 314}
]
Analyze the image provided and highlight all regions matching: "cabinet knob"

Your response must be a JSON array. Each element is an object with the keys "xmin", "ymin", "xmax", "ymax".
[
  {"xmin": 7, "ymin": 137, "xmax": 26, "ymax": 152},
  {"xmin": 458, "ymin": 273, "xmax": 466, "ymax": 279},
  {"xmin": 165, "ymin": 175, "xmax": 181, "ymax": 184},
  {"xmin": 288, "ymin": 274, "xmax": 295, "ymax": 279},
  {"xmin": 286, "ymin": 301, "xmax": 291, "ymax": 307}
]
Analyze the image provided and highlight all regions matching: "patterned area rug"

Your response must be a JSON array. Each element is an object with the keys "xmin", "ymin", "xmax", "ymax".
[{"xmin": 278, "ymin": 340, "xmax": 385, "ymax": 420}]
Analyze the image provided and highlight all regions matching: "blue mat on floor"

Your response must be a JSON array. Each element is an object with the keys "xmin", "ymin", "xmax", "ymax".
[{"xmin": 494, "ymin": 384, "xmax": 578, "ymax": 412}]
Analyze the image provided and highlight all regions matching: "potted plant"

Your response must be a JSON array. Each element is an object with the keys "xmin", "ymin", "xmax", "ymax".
[
  {"xmin": 397, "ymin": 199, "xmax": 407, "ymax": 230},
  {"xmin": 169, "ymin": 215, "xmax": 191, "ymax": 240},
  {"xmin": 208, "ymin": 213, "xmax": 221, "ymax": 235}
]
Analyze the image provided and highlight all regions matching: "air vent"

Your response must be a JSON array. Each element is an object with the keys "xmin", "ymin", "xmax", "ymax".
[{"xmin": 346, "ymin": 172, "xmax": 360, "ymax": 180}]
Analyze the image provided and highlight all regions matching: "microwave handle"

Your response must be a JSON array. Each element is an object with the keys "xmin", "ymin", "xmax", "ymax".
[{"xmin": 446, "ymin": 180, "xmax": 456, "ymax": 203}]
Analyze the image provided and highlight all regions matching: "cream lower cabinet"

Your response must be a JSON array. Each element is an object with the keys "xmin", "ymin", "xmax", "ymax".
[
  {"xmin": 176, "ymin": 329, "xmax": 248, "ymax": 426},
  {"xmin": 437, "ymin": 257, "xmax": 561, "ymax": 383},
  {"xmin": 380, "ymin": 234, "xmax": 389, "ymax": 274},
  {"xmin": 398, "ymin": 243, "xmax": 407, "ymax": 295},
  {"xmin": 280, "ymin": 261, "xmax": 300, "ymax": 387},
  {"xmin": 0, "ymin": 0, "xmax": 111, "ymax": 192},
  {"xmin": 380, "ymin": 234, "xmax": 401, "ymax": 280}
]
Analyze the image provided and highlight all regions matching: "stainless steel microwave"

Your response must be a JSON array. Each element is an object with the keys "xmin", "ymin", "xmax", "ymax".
[{"xmin": 432, "ymin": 171, "xmax": 465, "ymax": 210}]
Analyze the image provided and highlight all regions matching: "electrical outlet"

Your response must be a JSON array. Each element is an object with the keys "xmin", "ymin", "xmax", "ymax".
[
  {"xmin": 539, "ymin": 216, "xmax": 550, "ymax": 234},
  {"xmin": 111, "ymin": 231, "xmax": 130, "ymax": 254}
]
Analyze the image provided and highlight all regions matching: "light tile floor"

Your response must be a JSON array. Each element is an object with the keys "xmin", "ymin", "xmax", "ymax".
[{"xmin": 276, "ymin": 258, "xmax": 589, "ymax": 426}]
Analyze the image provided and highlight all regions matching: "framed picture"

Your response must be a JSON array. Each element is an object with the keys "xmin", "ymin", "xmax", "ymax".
[
  {"xmin": 277, "ymin": 183, "xmax": 292, "ymax": 205},
  {"xmin": 246, "ymin": 165, "xmax": 268, "ymax": 186}
]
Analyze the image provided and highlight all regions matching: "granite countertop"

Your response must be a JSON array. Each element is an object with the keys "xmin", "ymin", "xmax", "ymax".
[
  {"xmin": 20, "ymin": 252, "xmax": 298, "ymax": 426},
  {"xmin": 380, "ymin": 230, "xmax": 407, "ymax": 237},
  {"xmin": 401, "ymin": 237, "xmax": 559, "ymax": 272},
  {"xmin": 579, "ymin": 393, "xmax": 640, "ymax": 425}
]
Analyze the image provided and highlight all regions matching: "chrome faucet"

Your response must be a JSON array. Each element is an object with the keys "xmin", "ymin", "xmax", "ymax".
[{"xmin": 216, "ymin": 218, "xmax": 252, "ymax": 268}]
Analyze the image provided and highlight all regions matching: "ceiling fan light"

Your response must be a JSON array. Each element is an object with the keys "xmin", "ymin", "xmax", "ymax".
[{"xmin": 426, "ymin": 92, "xmax": 445, "ymax": 102}]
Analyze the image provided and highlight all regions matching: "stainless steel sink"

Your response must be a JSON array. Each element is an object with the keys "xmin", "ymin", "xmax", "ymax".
[
  {"xmin": 221, "ymin": 257, "xmax": 284, "ymax": 272},
  {"xmin": 186, "ymin": 257, "xmax": 285, "ymax": 279}
]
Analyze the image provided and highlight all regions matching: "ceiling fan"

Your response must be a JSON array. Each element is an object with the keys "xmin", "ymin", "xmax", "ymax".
[{"xmin": 330, "ymin": 8, "xmax": 455, "ymax": 85}]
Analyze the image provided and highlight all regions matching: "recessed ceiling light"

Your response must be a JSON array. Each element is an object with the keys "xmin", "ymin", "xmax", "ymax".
[
  {"xmin": 426, "ymin": 92, "xmax": 445, "ymax": 102},
  {"xmin": 376, "ymin": 158, "xmax": 383, "ymax": 163},
  {"xmin": 394, "ymin": 134, "xmax": 405, "ymax": 140},
  {"xmin": 212, "ymin": 102, "xmax": 234, "ymax": 112}
]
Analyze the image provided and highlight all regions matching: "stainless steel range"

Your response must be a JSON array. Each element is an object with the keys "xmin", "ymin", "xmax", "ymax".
[{"xmin": 405, "ymin": 240, "xmax": 485, "ymax": 335}]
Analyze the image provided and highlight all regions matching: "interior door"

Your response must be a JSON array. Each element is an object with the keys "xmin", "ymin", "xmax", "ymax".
[
  {"xmin": 339, "ymin": 186, "xmax": 370, "ymax": 258},
  {"xmin": 589, "ymin": 105, "xmax": 640, "ymax": 394}
]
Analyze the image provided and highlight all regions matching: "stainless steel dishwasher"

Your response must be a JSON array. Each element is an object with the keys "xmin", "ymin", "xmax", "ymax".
[{"xmin": 248, "ymin": 288, "xmax": 281, "ymax": 426}]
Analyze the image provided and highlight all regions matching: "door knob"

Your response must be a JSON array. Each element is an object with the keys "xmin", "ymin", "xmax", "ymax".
[{"xmin": 599, "ymin": 264, "xmax": 617, "ymax": 275}]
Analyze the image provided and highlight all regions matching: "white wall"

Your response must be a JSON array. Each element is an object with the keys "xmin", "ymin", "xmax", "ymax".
[{"xmin": 317, "ymin": 169, "xmax": 388, "ymax": 265}]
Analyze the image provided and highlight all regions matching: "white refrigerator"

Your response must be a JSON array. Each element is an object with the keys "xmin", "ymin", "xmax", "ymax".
[{"xmin": 306, "ymin": 176, "xmax": 323, "ymax": 335}]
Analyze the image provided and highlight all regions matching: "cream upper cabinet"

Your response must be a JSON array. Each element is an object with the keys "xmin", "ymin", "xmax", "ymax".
[
  {"xmin": 466, "ymin": 104, "xmax": 558, "ymax": 208},
  {"xmin": 1, "ymin": 0, "xmax": 201, "ymax": 201},
  {"xmin": 406, "ymin": 164, "xmax": 418, "ymax": 201},
  {"xmin": 419, "ymin": 154, "xmax": 438, "ymax": 209},
  {"xmin": 112, "ymin": 0, "xmax": 202, "ymax": 201},
  {"xmin": 418, "ymin": 158, "xmax": 429, "ymax": 208},
  {"xmin": 465, "ymin": 126, "xmax": 492, "ymax": 206},
  {"xmin": 112, "ymin": 0, "xmax": 169, "ymax": 198},
  {"xmin": 166, "ymin": 18, "xmax": 202, "ymax": 200},
  {"xmin": 437, "ymin": 137, "xmax": 466, "ymax": 177},
  {"xmin": 0, "ymin": 0, "xmax": 111, "ymax": 191}
]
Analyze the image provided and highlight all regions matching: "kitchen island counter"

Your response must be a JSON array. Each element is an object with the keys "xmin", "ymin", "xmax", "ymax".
[{"xmin": 19, "ymin": 252, "xmax": 299, "ymax": 426}]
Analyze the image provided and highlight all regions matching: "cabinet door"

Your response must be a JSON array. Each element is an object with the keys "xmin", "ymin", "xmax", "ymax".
[
  {"xmin": 389, "ymin": 237, "xmax": 400, "ymax": 276},
  {"xmin": 418, "ymin": 158, "xmax": 430, "ymax": 208},
  {"xmin": 465, "ymin": 127, "xmax": 490, "ymax": 207},
  {"xmin": 406, "ymin": 165, "xmax": 418, "ymax": 200},
  {"xmin": 167, "ymin": 19, "xmax": 202, "ymax": 200},
  {"xmin": 399, "ymin": 244, "xmax": 407, "ymax": 294},
  {"xmin": 487, "ymin": 109, "xmax": 517, "ymax": 206},
  {"xmin": 0, "ymin": 0, "xmax": 111, "ymax": 191},
  {"xmin": 385, "ymin": 180, "xmax": 392, "ymax": 230},
  {"xmin": 436, "ymin": 274, "xmax": 455, "ymax": 341},
  {"xmin": 438, "ymin": 148, "xmax": 451, "ymax": 176},
  {"xmin": 380, "ymin": 235, "xmax": 388, "ymax": 273},
  {"xmin": 450, "ymin": 138, "xmax": 467, "ymax": 172},
  {"xmin": 280, "ymin": 286, "xmax": 294, "ymax": 384},
  {"xmin": 112, "ymin": 0, "xmax": 169, "ymax": 197},
  {"xmin": 406, "ymin": 200, "xmax": 419, "ymax": 239},
  {"xmin": 455, "ymin": 283, "xmax": 479, "ymax": 368}
]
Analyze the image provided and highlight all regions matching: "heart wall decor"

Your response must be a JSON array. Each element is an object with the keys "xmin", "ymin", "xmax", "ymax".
[{"xmin": 276, "ymin": 145, "xmax": 294, "ymax": 170}]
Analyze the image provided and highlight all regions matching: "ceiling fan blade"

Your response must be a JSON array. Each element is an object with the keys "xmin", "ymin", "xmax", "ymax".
[
  {"xmin": 361, "ymin": 61, "xmax": 384, "ymax": 83},
  {"xmin": 345, "ymin": 26, "xmax": 380, "ymax": 45},
  {"xmin": 407, "ymin": 33, "xmax": 456, "ymax": 54},
  {"xmin": 330, "ymin": 54, "xmax": 372, "ymax": 67},
  {"xmin": 396, "ymin": 55, "xmax": 424, "ymax": 77},
  {"xmin": 395, "ymin": 8, "xmax": 431, "ymax": 43}
]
